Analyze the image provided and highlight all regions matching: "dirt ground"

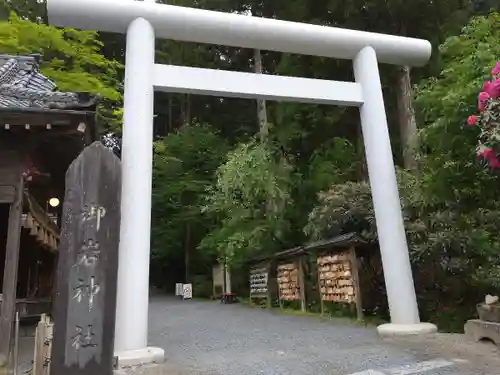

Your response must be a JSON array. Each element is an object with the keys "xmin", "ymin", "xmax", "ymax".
[
  {"xmin": 11, "ymin": 299, "xmax": 500, "ymax": 375},
  {"xmin": 384, "ymin": 333, "xmax": 500, "ymax": 374}
]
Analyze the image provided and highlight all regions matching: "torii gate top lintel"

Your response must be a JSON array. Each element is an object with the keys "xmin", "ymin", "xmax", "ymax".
[{"xmin": 47, "ymin": 0, "xmax": 431, "ymax": 67}]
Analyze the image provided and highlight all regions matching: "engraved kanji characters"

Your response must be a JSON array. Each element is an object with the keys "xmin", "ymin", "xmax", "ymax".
[
  {"xmin": 77, "ymin": 239, "xmax": 100, "ymax": 267},
  {"xmin": 72, "ymin": 276, "xmax": 100, "ymax": 311},
  {"xmin": 81, "ymin": 204, "xmax": 106, "ymax": 231},
  {"xmin": 69, "ymin": 203, "xmax": 106, "ymax": 353},
  {"xmin": 71, "ymin": 325, "xmax": 97, "ymax": 351}
]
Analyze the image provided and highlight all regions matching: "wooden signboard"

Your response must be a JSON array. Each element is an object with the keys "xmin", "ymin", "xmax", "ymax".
[
  {"xmin": 249, "ymin": 264, "xmax": 270, "ymax": 307},
  {"xmin": 316, "ymin": 248, "xmax": 363, "ymax": 320},
  {"xmin": 51, "ymin": 142, "xmax": 121, "ymax": 375},
  {"xmin": 33, "ymin": 314, "xmax": 53, "ymax": 375},
  {"xmin": 276, "ymin": 260, "xmax": 306, "ymax": 311},
  {"xmin": 182, "ymin": 284, "xmax": 193, "ymax": 300},
  {"xmin": 175, "ymin": 283, "xmax": 183, "ymax": 297}
]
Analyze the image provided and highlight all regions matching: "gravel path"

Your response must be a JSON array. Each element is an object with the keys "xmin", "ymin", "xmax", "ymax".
[{"xmin": 147, "ymin": 297, "xmax": 499, "ymax": 375}]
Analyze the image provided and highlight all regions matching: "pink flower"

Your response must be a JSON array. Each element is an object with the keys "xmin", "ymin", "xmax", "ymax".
[
  {"xmin": 490, "ymin": 157, "xmax": 500, "ymax": 169},
  {"xmin": 489, "ymin": 79, "xmax": 500, "ymax": 98},
  {"xmin": 467, "ymin": 115, "xmax": 478, "ymax": 126},
  {"xmin": 477, "ymin": 145, "xmax": 494, "ymax": 160},
  {"xmin": 483, "ymin": 79, "xmax": 500, "ymax": 98},
  {"xmin": 477, "ymin": 145, "xmax": 500, "ymax": 168},
  {"xmin": 483, "ymin": 80, "xmax": 492, "ymax": 93},
  {"xmin": 478, "ymin": 91, "xmax": 491, "ymax": 112},
  {"xmin": 492, "ymin": 61, "xmax": 500, "ymax": 76}
]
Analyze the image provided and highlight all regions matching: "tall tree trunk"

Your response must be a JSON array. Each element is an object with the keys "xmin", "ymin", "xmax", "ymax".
[
  {"xmin": 356, "ymin": 122, "xmax": 368, "ymax": 180},
  {"xmin": 179, "ymin": 93, "xmax": 192, "ymax": 126},
  {"xmin": 182, "ymin": 93, "xmax": 192, "ymax": 282},
  {"xmin": 167, "ymin": 93, "xmax": 173, "ymax": 133},
  {"xmin": 186, "ymin": 93, "xmax": 191, "ymax": 125},
  {"xmin": 167, "ymin": 57, "xmax": 173, "ymax": 134},
  {"xmin": 253, "ymin": 49, "xmax": 280, "ymax": 214},
  {"xmin": 396, "ymin": 66, "xmax": 418, "ymax": 171},
  {"xmin": 254, "ymin": 49, "xmax": 268, "ymax": 139},
  {"xmin": 184, "ymin": 221, "xmax": 191, "ymax": 283}
]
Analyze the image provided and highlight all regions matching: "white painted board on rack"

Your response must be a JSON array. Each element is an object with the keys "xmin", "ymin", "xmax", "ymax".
[
  {"xmin": 175, "ymin": 283, "xmax": 183, "ymax": 296},
  {"xmin": 182, "ymin": 284, "xmax": 193, "ymax": 300}
]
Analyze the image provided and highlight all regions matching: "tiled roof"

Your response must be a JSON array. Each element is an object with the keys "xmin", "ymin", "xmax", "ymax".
[{"xmin": 0, "ymin": 54, "xmax": 95, "ymax": 110}]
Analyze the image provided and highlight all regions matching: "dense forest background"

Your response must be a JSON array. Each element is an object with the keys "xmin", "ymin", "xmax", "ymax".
[{"xmin": 2, "ymin": 0, "xmax": 500, "ymax": 332}]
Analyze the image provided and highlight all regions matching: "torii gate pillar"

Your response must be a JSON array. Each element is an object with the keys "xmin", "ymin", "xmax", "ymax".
[
  {"xmin": 113, "ymin": 17, "xmax": 165, "ymax": 366},
  {"xmin": 47, "ymin": 0, "xmax": 437, "ymax": 368}
]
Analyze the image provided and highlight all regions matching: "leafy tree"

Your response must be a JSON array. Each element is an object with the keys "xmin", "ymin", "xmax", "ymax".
[
  {"xmin": 307, "ymin": 138, "xmax": 359, "ymax": 191},
  {"xmin": 415, "ymin": 11, "xmax": 500, "ymax": 205},
  {"xmin": 0, "ymin": 13, "xmax": 122, "ymax": 131},
  {"xmin": 200, "ymin": 140, "xmax": 293, "ymax": 264},
  {"xmin": 472, "ymin": 63, "xmax": 500, "ymax": 167},
  {"xmin": 0, "ymin": 0, "xmax": 46, "ymax": 22},
  {"xmin": 13, "ymin": 0, "xmax": 492, "ymax": 314},
  {"xmin": 151, "ymin": 123, "xmax": 229, "ymax": 287},
  {"xmin": 304, "ymin": 167, "xmax": 500, "ymax": 329},
  {"xmin": 305, "ymin": 12, "xmax": 500, "ymax": 330}
]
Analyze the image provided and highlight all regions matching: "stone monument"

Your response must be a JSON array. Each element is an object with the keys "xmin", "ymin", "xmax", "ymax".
[{"xmin": 465, "ymin": 294, "xmax": 500, "ymax": 345}]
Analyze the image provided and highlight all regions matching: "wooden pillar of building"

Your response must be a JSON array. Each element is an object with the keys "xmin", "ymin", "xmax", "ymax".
[
  {"xmin": 0, "ymin": 171, "xmax": 24, "ymax": 366},
  {"xmin": 349, "ymin": 247, "xmax": 364, "ymax": 321},
  {"xmin": 298, "ymin": 257, "xmax": 306, "ymax": 312}
]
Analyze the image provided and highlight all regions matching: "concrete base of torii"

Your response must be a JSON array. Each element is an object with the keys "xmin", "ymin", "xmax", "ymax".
[
  {"xmin": 114, "ymin": 347, "xmax": 165, "ymax": 370},
  {"xmin": 377, "ymin": 322, "xmax": 438, "ymax": 337}
]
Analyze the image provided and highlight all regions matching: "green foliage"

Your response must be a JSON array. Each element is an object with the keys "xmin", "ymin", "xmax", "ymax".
[
  {"xmin": 191, "ymin": 275, "xmax": 213, "ymax": 298},
  {"xmin": 305, "ymin": 12, "xmax": 500, "ymax": 329},
  {"xmin": 468, "ymin": 61, "xmax": 500, "ymax": 167},
  {"xmin": 304, "ymin": 180, "xmax": 374, "ymax": 242},
  {"xmin": 7, "ymin": 0, "xmax": 495, "ymax": 326},
  {"xmin": 305, "ymin": 169, "xmax": 500, "ymax": 328},
  {"xmin": 417, "ymin": 12, "xmax": 500, "ymax": 128},
  {"xmin": 150, "ymin": 124, "xmax": 229, "ymax": 286},
  {"xmin": 0, "ymin": 13, "xmax": 122, "ymax": 130},
  {"xmin": 307, "ymin": 138, "xmax": 359, "ymax": 191},
  {"xmin": 0, "ymin": 0, "xmax": 46, "ymax": 22},
  {"xmin": 201, "ymin": 140, "xmax": 293, "ymax": 263},
  {"xmin": 415, "ymin": 12, "xmax": 500, "ymax": 204},
  {"xmin": 413, "ymin": 13, "xmax": 500, "ymax": 263}
]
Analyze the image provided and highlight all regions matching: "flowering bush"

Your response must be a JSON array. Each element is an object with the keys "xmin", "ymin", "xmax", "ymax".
[{"xmin": 468, "ymin": 61, "xmax": 500, "ymax": 168}]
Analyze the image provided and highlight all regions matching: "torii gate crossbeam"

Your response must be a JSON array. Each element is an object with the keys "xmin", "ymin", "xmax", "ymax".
[{"xmin": 47, "ymin": 0, "xmax": 437, "ymax": 368}]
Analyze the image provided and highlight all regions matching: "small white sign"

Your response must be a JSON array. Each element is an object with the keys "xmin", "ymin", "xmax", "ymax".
[
  {"xmin": 175, "ymin": 283, "xmax": 183, "ymax": 296},
  {"xmin": 182, "ymin": 283, "xmax": 192, "ymax": 300}
]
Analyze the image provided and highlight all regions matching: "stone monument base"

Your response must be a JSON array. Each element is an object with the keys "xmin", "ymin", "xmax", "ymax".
[{"xmin": 464, "ymin": 319, "xmax": 500, "ymax": 345}]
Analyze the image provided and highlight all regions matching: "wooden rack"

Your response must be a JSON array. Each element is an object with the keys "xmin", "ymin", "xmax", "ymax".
[
  {"xmin": 249, "ymin": 263, "xmax": 271, "ymax": 307},
  {"xmin": 316, "ymin": 248, "xmax": 363, "ymax": 320},
  {"xmin": 276, "ymin": 260, "xmax": 306, "ymax": 311}
]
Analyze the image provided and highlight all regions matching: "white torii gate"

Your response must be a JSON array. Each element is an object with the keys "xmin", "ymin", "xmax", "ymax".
[{"xmin": 47, "ymin": 0, "xmax": 437, "ymax": 367}]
